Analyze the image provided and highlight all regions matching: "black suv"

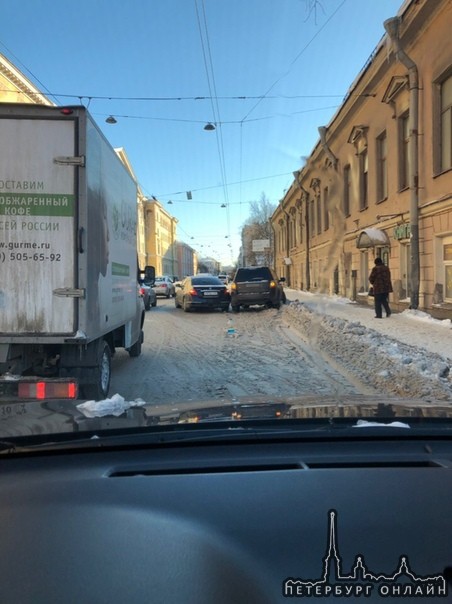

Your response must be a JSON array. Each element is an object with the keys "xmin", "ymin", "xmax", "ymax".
[{"xmin": 230, "ymin": 266, "xmax": 286, "ymax": 311}]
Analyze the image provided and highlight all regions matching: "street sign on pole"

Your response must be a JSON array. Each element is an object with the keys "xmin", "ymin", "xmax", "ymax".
[{"xmin": 252, "ymin": 239, "xmax": 270, "ymax": 252}]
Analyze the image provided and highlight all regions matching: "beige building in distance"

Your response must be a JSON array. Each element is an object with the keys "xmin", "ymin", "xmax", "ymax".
[
  {"xmin": 143, "ymin": 199, "xmax": 178, "ymax": 278},
  {"xmin": 272, "ymin": 0, "xmax": 452, "ymax": 319}
]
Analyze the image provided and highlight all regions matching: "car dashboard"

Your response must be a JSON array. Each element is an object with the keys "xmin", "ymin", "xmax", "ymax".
[{"xmin": 1, "ymin": 432, "xmax": 451, "ymax": 603}]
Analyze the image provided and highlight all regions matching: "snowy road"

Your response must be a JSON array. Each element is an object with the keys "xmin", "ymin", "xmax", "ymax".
[
  {"xmin": 109, "ymin": 294, "xmax": 452, "ymax": 407},
  {"xmin": 109, "ymin": 297, "xmax": 375, "ymax": 406}
]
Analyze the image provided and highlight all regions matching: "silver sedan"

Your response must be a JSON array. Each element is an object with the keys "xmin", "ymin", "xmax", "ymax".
[{"xmin": 153, "ymin": 276, "xmax": 176, "ymax": 298}]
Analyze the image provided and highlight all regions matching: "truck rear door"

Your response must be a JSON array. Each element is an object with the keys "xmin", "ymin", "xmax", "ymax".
[{"xmin": 0, "ymin": 113, "xmax": 77, "ymax": 335}]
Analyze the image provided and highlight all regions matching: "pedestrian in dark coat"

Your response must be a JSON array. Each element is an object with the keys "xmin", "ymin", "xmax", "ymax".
[{"xmin": 369, "ymin": 257, "xmax": 393, "ymax": 318}]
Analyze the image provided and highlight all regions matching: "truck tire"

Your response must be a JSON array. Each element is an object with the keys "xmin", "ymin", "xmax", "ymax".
[
  {"xmin": 128, "ymin": 330, "xmax": 143, "ymax": 358},
  {"xmin": 82, "ymin": 340, "xmax": 111, "ymax": 401}
]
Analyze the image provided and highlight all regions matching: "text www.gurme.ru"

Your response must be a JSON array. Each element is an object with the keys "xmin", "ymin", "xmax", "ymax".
[{"xmin": 0, "ymin": 241, "xmax": 51, "ymax": 251}]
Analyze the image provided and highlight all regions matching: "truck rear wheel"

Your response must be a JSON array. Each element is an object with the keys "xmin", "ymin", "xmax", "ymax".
[
  {"xmin": 82, "ymin": 340, "xmax": 111, "ymax": 401},
  {"xmin": 128, "ymin": 330, "xmax": 143, "ymax": 358}
]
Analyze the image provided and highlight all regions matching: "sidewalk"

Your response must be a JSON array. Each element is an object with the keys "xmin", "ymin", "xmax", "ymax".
[{"xmin": 284, "ymin": 289, "xmax": 452, "ymax": 362}]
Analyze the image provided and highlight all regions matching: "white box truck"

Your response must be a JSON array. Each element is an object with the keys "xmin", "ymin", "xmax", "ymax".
[{"xmin": 0, "ymin": 104, "xmax": 146, "ymax": 401}]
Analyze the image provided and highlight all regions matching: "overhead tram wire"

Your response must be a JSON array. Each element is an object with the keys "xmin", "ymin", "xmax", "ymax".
[
  {"xmin": 0, "ymin": 89, "xmax": 357, "ymax": 102},
  {"xmin": 0, "ymin": 41, "xmax": 61, "ymax": 106},
  {"xmin": 240, "ymin": 0, "xmax": 347, "ymax": 123},
  {"xmin": 194, "ymin": 0, "xmax": 232, "ymax": 260},
  {"xmin": 153, "ymin": 170, "xmax": 295, "ymax": 198}
]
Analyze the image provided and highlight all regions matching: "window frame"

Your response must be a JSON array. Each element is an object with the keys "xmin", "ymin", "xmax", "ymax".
[
  {"xmin": 359, "ymin": 148, "xmax": 368, "ymax": 211},
  {"xmin": 323, "ymin": 186, "xmax": 329, "ymax": 231},
  {"xmin": 376, "ymin": 130, "xmax": 388, "ymax": 202},
  {"xmin": 443, "ymin": 237, "xmax": 452, "ymax": 301},
  {"xmin": 398, "ymin": 111, "xmax": 410, "ymax": 191},
  {"xmin": 343, "ymin": 164, "xmax": 351, "ymax": 217},
  {"xmin": 435, "ymin": 70, "xmax": 452, "ymax": 174}
]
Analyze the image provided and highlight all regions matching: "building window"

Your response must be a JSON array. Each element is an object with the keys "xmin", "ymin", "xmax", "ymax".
[
  {"xmin": 360, "ymin": 251, "xmax": 369, "ymax": 292},
  {"xmin": 359, "ymin": 149, "xmax": 368, "ymax": 210},
  {"xmin": 399, "ymin": 112, "xmax": 409, "ymax": 190},
  {"xmin": 444, "ymin": 240, "xmax": 452, "ymax": 300},
  {"xmin": 298, "ymin": 210, "xmax": 303, "ymax": 245},
  {"xmin": 343, "ymin": 165, "xmax": 351, "ymax": 217},
  {"xmin": 376, "ymin": 131, "xmax": 387, "ymax": 201},
  {"xmin": 401, "ymin": 243, "xmax": 411, "ymax": 299},
  {"xmin": 309, "ymin": 201, "xmax": 315, "ymax": 239},
  {"xmin": 323, "ymin": 187, "xmax": 329, "ymax": 231},
  {"xmin": 316, "ymin": 196, "xmax": 322, "ymax": 235},
  {"xmin": 440, "ymin": 74, "xmax": 452, "ymax": 172}
]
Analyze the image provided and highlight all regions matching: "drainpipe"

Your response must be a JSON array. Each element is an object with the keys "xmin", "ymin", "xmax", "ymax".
[
  {"xmin": 384, "ymin": 16, "xmax": 420, "ymax": 309},
  {"xmin": 277, "ymin": 200, "xmax": 291, "ymax": 286},
  {"xmin": 318, "ymin": 126, "xmax": 338, "ymax": 169},
  {"xmin": 293, "ymin": 171, "xmax": 310, "ymax": 290},
  {"xmin": 303, "ymin": 188, "xmax": 311, "ymax": 291},
  {"xmin": 270, "ymin": 218, "xmax": 276, "ymax": 272},
  {"xmin": 283, "ymin": 205, "xmax": 291, "ymax": 286}
]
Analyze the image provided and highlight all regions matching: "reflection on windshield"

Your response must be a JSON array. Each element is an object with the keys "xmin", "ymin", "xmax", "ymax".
[{"xmin": 0, "ymin": 0, "xmax": 450, "ymax": 438}]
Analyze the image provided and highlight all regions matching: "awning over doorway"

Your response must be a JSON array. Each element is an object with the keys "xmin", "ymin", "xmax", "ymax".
[{"xmin": 356, "ymin": 228, "xmax": 390, "ymax": 249}]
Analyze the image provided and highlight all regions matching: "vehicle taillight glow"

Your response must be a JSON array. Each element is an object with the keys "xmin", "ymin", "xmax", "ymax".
[
  {"xmin": 140, "ymin": 287, "xmax": 145, "ymax": 295},
  {"xmin": 189, "ymin": 288, "xmax": 198, "ymax": 296},
  {"xmin": 17, "ymin": 381, "xmax": 78, "ymax": 399},
  {"xmin": 230, "ymin": 282, "xmax": 237, "ymax": 291},
  {"xmin": 270, "ymin": 280, "xmax": 276, "ymax": 288}
]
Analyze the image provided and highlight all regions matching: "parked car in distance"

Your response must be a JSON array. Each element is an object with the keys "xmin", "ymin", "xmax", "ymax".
[
  {"xmin": 230, "ymin": 266, "xmax": 286, "ymax": 311},
  {"xmin": 153, "ymin": 276, "xmax": 176, "ymax": 298},
  {"xmin": 218, "ymin": 273, "xmax": 229, "ymax": 285},
  {"xmin": 139, "ymin": 282, "xmax": 157, "ymax": 310},
  {"xmin": 175, "ymin": 275, "xmax": 231, "ymax": 312}
]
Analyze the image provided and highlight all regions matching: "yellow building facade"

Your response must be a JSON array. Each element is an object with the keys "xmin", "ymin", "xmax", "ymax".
[
  {"xmin": 272, "ymin": 0, "xmax": 452, "ymax": 318},
  {"xmin": 143, "ymin": 199, "xmax": 178, "ymax": 278}
]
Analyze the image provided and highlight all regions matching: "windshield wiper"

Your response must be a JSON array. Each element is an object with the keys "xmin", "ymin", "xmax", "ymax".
[{"xmin": 2, "ymin": 417, "xmax": 452, "ymax": 454}]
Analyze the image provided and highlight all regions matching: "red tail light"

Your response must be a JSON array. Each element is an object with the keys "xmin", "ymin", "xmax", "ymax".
[
  {"xmin": 18, "ymin": 380, "xmax": 78, "ymax": 399},
  {"xmin": 189, "ymin": 288, "xmax": 198, "ymax": 296}
]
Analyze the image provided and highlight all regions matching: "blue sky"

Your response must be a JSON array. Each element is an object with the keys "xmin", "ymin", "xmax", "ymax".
[{"xmin": 2, "ymin": 0, "xmax": 403, "ymax": 265}]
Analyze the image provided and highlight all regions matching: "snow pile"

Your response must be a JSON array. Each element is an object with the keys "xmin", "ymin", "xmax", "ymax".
[
  {"xmin": 284, "ymin": 300, "xmax": 452, "ymax": 401},
  {"xmin": 401, "ymin": 308, "xmax": 452, "ymax": 328}
]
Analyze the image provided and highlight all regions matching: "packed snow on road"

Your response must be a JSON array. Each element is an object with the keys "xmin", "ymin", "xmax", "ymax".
[{"xmin": 108, "ymin": 296, "xmax": 452, "ymax": 407}]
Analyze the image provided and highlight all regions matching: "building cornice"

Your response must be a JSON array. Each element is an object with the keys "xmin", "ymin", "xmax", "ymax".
[{"xmin": 0, "ymin": 53, "xmax": 53, "ymax": 105}]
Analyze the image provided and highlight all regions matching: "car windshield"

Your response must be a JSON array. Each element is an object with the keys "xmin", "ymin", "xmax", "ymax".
[
  {"xmin": 0, "ymin": 0, "xmax": 451, "ymax": 440},
  {"xmin": 235, "ymin": 268, "xmax": 272, "ymax": 281},
  {"xmin": 192, "ymin": 277, "xmax": 223, "ymax": 285}
]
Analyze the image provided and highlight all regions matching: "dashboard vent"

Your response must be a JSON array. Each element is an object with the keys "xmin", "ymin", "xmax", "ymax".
[
  {"xmin": 109, "ymin": 463, "xmax": 303, "ymax": 477},
  {"xmin": 305, "ymin": 460, "xmax": 445, "ymax": 469}
]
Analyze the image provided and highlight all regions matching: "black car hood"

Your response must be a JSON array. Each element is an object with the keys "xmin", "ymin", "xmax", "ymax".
[{"xmin": 1, "ymin": 394, "xmax": 452, "ymax": 438}]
